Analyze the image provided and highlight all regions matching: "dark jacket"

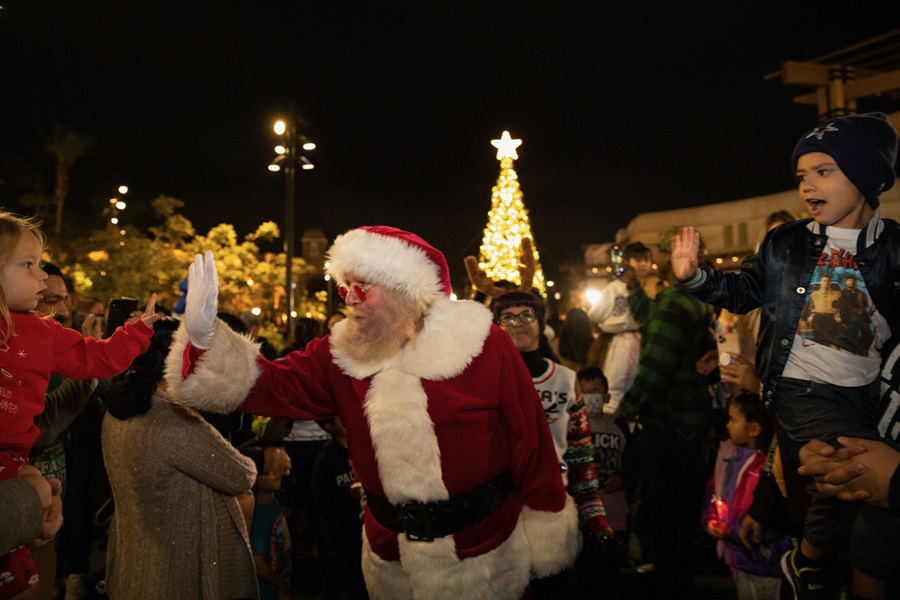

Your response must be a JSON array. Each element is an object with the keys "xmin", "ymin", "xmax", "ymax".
[{"xmin": 683, "ymin": 217, "xmax": 900, "ymax": 405}]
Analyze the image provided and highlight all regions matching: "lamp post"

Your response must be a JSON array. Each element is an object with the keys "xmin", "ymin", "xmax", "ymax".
[{"xmin": 270, "ymin": 119, "xmax": 315, "ymax": 344}]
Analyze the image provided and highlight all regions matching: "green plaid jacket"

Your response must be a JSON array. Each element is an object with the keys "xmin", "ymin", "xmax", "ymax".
[{"xmin": 619, "ymin": 285, "xmax": 716, "ymax": 431}]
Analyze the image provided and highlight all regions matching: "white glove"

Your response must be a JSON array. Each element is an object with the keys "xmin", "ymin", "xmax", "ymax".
[{"xmin": 184, "ymin": 251, "xmax": 218, "ymax": 349}]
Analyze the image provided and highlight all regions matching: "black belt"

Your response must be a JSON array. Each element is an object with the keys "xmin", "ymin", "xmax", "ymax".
[{"xmin": 365, "ymin": 470, "xmax": 513, "ymax": 542}]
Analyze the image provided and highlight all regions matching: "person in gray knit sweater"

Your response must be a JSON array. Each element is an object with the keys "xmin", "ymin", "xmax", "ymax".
[{"xmin": 100, "ymin": 317, "xmax": 259, "ymax": 600}]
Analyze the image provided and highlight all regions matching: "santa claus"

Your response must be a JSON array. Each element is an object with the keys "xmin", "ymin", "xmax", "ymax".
[{"xmin": 165, "ymin": 225, "xmax": 580, "ymax": 599}]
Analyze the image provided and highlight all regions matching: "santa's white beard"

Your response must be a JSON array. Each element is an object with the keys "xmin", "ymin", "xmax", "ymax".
[{"xmin": 339, "ymin": 297, "xmax": 418, "ymax": 363}]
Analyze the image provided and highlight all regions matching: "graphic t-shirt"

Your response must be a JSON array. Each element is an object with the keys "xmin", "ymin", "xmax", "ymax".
[
  {"xmin": 251, "ymin": 499, "xmax": 292, "ymax": 600},
  {"xmin": 783, "ymin": 225, "xmax": 889, "ymax": 386},
  {"xmin": 533, "ymin": 359, "xmax": 576, "ymax": 484},
  {"xmin": 587, "ymin": 410, "xmax": 629, "ymax": 531}
]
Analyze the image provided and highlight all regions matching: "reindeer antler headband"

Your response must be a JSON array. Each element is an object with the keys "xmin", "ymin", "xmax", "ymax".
[{"xmin": 463, "ymin": 237, "xmax": 536, "ymax": 299}]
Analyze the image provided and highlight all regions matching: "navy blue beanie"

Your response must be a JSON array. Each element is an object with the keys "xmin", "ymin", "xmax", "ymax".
[{"xmin": 791, "ymin": 112, "xmax": 898, "ymax": 209}]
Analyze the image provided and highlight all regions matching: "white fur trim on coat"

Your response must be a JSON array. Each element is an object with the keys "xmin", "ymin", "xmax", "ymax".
[
  {"xmin": 365, "ymin": 368, "xmax": 447, "ymax": 502},
  {"xmin": 361, "ymin": 537, "xmax": 413, "ymax": 600},
  {"xmin": 361, "ymin": 503, "xmax": 578, "ymax": 600},
  {"xmin": 335, "ymin": 298, "xmax": 493, "ymax": 504},
  {"xmin": 522, "ymin": 494, "xmax": 581, "ymax": 577},
  {"xmin": 163, "ymin": 321, "xmax": 261, "ymax": 414},
  {"xmin": 326, "ymin": 228, "xmax": 446, "ymax": 308},
  {"xmin": 353, "ymin": 296, "xmax": 578, "ymax": 598}
]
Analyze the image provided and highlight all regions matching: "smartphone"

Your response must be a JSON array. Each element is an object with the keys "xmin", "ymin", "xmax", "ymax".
[
  {"xmin": 716, "ymin": 331, "xmax": 740, "ymax": 363},
  {"xmin": 104, "ymin": 297, "xmax": 139, "ymax": 338},
  {"xmin": 610, "ymin": 245, "xmax": 624, "ymax": 277}
]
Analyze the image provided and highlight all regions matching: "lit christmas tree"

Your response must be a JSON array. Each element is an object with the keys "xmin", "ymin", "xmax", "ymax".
[{"xmin": 477, "ymin": 131, "xmax": 546, "ymax": 293}]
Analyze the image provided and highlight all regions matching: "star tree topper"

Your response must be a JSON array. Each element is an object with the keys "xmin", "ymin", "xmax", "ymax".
[{"xmin": 491, "ymin": 130, "xmax": 522, "ymax": 160}]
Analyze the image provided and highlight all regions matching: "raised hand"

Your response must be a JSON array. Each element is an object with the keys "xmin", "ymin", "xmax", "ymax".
[
  {"xmin": 184, "ymin": 251, "xmax": 219, "ymax": 349},
  {"xmin": 139, "ymin": 293, "xmax": 160, "ymax": 329},
  {"xmin": 670, "ymin": 226, "xmax": 701, "ymax": 281}
]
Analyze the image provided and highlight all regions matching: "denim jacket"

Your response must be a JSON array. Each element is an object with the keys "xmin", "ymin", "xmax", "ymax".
[{"xmin": 682, "ymin": 215, "xmax": 900, "ymax": 405}]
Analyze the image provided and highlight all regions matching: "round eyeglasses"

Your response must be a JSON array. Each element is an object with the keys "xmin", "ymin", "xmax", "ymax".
[
  {"xmin": 337, "ymin": 282, "xmax": 374, "ymax": 302},
  {"xmin": 497, "ymin": 310, "xmax": 537, "ymax": 327}
]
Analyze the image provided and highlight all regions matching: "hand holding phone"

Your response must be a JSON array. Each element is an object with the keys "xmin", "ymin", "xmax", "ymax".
[{"xmin": 610, "ymin": 245, "xmax": 624, "ymax": 277}]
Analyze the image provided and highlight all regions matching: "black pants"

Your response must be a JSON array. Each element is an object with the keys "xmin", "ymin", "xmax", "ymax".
[{"xmin": 632, "ymin": 424, "xmax": 709, "ymax": 594}]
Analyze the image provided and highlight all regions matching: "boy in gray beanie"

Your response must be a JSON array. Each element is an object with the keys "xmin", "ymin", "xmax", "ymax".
[{"xmin": 669, "ymin": 112, "xmax": 900, "ymax": 600}]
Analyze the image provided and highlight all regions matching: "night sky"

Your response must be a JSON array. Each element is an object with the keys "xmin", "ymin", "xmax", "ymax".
[{"xmin": 1, "ymin": 2, "xmax": 898, "ymax": 280}]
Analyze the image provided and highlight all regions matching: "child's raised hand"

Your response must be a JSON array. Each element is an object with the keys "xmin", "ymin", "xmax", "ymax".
[
  {"xmin": 670, "ymin": 226, "xmax": 700, "ymax": 281},
  {"xmin": 138, "ymin": 293, "xmax": 160, "ymax": 329},
  {"xmin": 185, "ymin": 251, "xmax": 219, "ymax": 349}
]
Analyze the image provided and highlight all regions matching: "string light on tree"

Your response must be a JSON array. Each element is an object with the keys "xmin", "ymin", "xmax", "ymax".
[{"xmin": 477, "ymin": 131, "xmax": 546, "ymax": 292}]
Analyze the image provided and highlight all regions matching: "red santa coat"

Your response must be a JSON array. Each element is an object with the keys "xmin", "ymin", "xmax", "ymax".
[{"xmin": 167, "ymin": 297, "xmax": 580, "ymax": 600}]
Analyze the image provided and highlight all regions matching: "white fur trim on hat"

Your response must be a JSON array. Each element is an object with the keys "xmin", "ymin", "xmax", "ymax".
[{"xmin": 326, "ymin": 228, "xmax": 446, "ymax": 307}]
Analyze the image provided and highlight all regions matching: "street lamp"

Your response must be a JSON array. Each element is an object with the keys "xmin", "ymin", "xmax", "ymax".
[{"xmin": 269, "ymin": 118, "xmax": 315, "ymax": 344}]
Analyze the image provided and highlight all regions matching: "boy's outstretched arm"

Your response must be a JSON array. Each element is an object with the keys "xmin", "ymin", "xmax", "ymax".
[{"xmin": 671, "ymin": 226, "xmax": 701, "ymax": 281}]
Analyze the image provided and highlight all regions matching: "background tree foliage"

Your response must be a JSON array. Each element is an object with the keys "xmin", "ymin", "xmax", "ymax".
[
  {"xmin": 54, "ymin": 195, "xmax": 324, "ymax": 350},
  {"xmin": 42, "ymin": 123, "xmax": 95, "ymax": 235}
]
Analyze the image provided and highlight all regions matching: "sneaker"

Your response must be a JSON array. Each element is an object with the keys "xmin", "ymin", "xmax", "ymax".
[
  {"xmin": 780, "ymin": 540, "xmax": 828, "ymax": 600},
  {"xmin": 63, "ymin": 574, "xmax": 87, "ymax": 600},
  {"xmin": 634, "ymin": 562, "xmax": 655, "ymax": 574}
]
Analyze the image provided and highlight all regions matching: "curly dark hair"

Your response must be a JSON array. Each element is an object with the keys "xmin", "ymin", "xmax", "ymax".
[{"xmin": 103, "ymin": 317, "xmax": 180, "ymax": 420}]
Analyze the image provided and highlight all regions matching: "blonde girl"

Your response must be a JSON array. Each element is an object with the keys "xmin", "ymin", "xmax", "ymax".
[{"xmin": 0, "ymin": 210, "xmax": 158, "ymax": 600}]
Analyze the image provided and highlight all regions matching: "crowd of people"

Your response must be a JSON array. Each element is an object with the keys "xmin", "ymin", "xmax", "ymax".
[{"xmin": 1, "ymin": 109, "xmax": 899, "ymax": 600}]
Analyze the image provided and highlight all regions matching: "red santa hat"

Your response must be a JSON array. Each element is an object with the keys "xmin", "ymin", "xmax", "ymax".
[{"xmin": 326, "ymin": 225, "xmax": 453, "ymax": 306}]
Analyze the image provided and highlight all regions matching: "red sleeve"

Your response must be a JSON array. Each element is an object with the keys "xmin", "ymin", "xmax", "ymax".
[
  {"xmin": 52, "ymin": 319, "xmax": 152, "ymax": 380},
  {"xmin": 182, "ymin": 342, "xmax": 205, "ymax": 379}
]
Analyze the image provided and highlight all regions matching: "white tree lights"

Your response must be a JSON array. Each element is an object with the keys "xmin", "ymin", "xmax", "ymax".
[{"xmin": 476, "ymin": 131, "xmax": 546, "ymax": 293}]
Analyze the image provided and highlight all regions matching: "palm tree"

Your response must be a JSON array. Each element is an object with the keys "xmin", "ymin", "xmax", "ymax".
[{"xmin": 43, "ymin": 123, "xmax": 94, "ymax": 235}]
